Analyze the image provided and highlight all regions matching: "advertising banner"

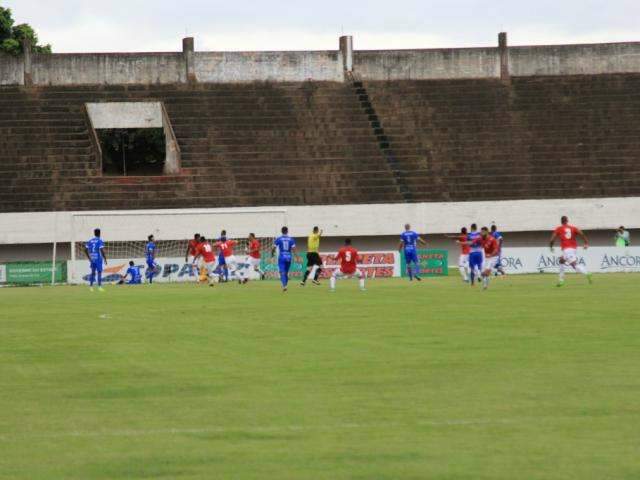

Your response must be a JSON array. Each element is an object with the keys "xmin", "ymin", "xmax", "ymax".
[
  {"xmin": 400, "ymin": 249, "xmax": 449, "ymax": 277},
  {"xmin": 480, "ymin": 247, "xmax": 640, "ymax": 274},
  {"xmin": 72, "ymin": 256, "xmax": 261, "ymax": 284},
  {"xmin": 4, "ymin": 261, "xmax": 66, "ymax": 284},
  {"xmin": 261, "ymin": 251, "xmax": 401, "ymax": 280}
]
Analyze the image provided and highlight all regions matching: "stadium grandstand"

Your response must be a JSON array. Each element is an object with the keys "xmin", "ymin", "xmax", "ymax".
[{"xmin": 1, "ymin": 34, "xmax": 640, "ymax": 280}]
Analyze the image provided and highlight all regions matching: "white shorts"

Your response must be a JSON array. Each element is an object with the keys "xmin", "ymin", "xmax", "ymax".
[
  {"xmin": 204, "ymin": 261, "xmax": 218, "ymax": 276},
  {"xmin": 459, "ymin": 254, "xmax": 469, "ymax": 267},
  {"xmin": 332, "ymin": 269, "xmax": 363, "ymax": 279},
  {"xmin": 484, "ymin": 256, "xmax": 498, "ymax": 272},
  {"xmin": 224, "ymin": 255, "xmax": 238, "ymax": 269},
  {"xmin": 247, "ymin": 257, "xmax": 261, "ymax": 268},
  {"xmin": 562, "ymin": 248, "xmax": 578, "ymax": 264}
]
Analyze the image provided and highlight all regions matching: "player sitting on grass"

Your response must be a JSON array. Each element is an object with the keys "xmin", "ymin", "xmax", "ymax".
[
  {"xmin": 119, "ymin": 261, "xmax": 142, "ymax": 285},
  {"xmin": 145, "ymin": 235, "xmax": 160, "ymax": 283},
  {"xmin": 399, "ymin": 223, "xmax": 427, "ymax": 281},
  {"xmin": 84, "ymin": 228, "xmax": 107, "ymax": 292},
  {"xmin": 480, "ymin": 227, "xmax": 500, "ymax": 290},
  {"xmin": 550, "ymin": 216, "xmax": 592, "ymax": 287},
  {"xmin": 272, "ymin": 226, "xmax": 299, "ymax": 292},
  {"xmin": 330, "ymin": 238, "xmax": 366, "ymax": 292}
]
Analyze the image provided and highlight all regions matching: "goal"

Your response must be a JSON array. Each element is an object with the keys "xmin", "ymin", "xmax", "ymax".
[{"xmin": 68, "ymin": 209, "xmax": 287, "ymax": 284}]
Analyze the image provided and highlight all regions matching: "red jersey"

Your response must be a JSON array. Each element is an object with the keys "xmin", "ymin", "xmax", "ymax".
[
  {"xmin": 188, "ymin": 239, "xmax": 199, "ymax": 256},
  {"xmin": 459, "ymin": 234, "xmax": 470, "ymax": 255},
  {"xmin": 197, "ymin": 241, "xmax": 216, "ymax": 263},
  {"xmin": 554, "ymin": 224, "xmax": 579, "ymax": 250},
  {"xmin": 482, "ymin": 235, "xmax": 499, "ymax": 257},
  {"xmin": 248, "ymin": 239, "xmax": 261, "ymax": 259},
  {"xmin": 336, "ymin": 246, "xmax": 359, "ymax": 274},
  {"xmin": 215, "ymin": 239, "xmax": 237, "ymax": 258}
]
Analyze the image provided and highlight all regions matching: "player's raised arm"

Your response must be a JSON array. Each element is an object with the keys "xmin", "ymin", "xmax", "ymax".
[{"xmin": 576, "ymin": 228, "xmax": 589, "ymax": 249}]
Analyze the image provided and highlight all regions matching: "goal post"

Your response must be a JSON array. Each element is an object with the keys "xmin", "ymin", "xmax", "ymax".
[{"xmin": 69, "ymin": 209, "xmax": 288, "ymax": 284}]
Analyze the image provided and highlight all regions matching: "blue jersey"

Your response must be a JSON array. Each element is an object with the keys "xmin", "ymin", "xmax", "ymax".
[
  {"xmin": 467, "ymin": 232, "xmax": 483, "ymax": 253},
  {"xmin": 126, "ymin": 266, "xmax": 142, "ymax": 283},
  {"xmin": 274, "ymin": 235, "xmax": 296, "ymax": 260},
  {"xmin": 492, "ymin": 231, "xmax": 503, "ymax": 252},
  {"xmin": 85, "ymin": 236, "xmax": 104, "ymax": 262},
  {"xmin": 145, "ymin": 242, "xmax": 156, "ymax": 261},
  {"xmin": 400, "ymin": 230, "xmax": 419, "ymax": 251}
]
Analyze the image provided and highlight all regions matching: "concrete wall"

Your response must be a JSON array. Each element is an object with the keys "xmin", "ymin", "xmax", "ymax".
[
  {"xmin": 86, "ymin": 102, "xmax": 163, "ymax": 129},
  {"xmin": 194, "ymin": 51, "xmax": 343, "ymax": 82},
  {"xmin": 509, "ymin": 42, "xmax": 640, "ymax": 76},
  {"xmin": 31, "ymin": 53, "xmax": 185, "ymax": 85},
  {"xmin": 0, "ymin": 197, "xmax": 639, "ymax": 246},
  {"xmin": 0, "ymin": 53, "xmax": 24, "ymax": 85},
  {"xmin": 354, "ymin": 48, "xmax": 500, "ymax": 80},
  {"xmin": 2, "ymin": 39, "xmax": 640, "ymax": 86}
]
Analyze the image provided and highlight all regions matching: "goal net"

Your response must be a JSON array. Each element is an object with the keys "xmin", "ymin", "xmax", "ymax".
[{"xmin": 68, "ymin": 209, "xmax": 287, "ymax": 284}]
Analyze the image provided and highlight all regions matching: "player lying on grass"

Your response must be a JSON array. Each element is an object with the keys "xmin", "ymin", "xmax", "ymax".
[
  {"xmin": 193, "ymin": 236, "xmax": 218, "ymax": 287},
  {"xmin": 550, "ymin": 216, "xmax": 592, "ymax": 287},
  {"xmin": 84, "ymin": 228, "xmax": 107, "ymax": 292},
  {"xmin": 272, "ymin": 226, "xmax": 300, "ymax": 292},
  {"xmin": 399, "ymin": 223, "xmax": 427, "ymax": 281},
  {"xmin": 330, "ymin": 238, "xmax": 366, "ymax": 292},
  {"xmin": 480, "ymin": 227, "xmax": 500, "ymax": 290},
  {"xmin": 118, "ymin": 261, "xmax": 142, "ymax": 285}
]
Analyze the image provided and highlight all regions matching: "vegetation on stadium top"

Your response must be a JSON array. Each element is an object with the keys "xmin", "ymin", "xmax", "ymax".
[{"xmin": 0, "ymin": 6, "xmax": 51, "ymax": 55}]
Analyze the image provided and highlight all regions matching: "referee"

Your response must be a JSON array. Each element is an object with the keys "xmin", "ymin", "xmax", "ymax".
[{"xmin": 301, "ymin": 226, "xmax": 323, "ymax": 286}]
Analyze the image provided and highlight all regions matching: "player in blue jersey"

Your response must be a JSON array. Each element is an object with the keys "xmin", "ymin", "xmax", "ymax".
[
  {"xmin": 119, "ymin": 261, "xmax": 142, "ymax": 285},
  {"xmin": 83, "ymin": 228, "xmax": 107, "ymax": 291},
  {"xmin": 217, "ymin": 230, "xmax": 229, "ymax": 283},
  {"xmin": 398, "ymin": 223, "xmax": 427, "ymax": 281},
  {"xmin": 466, "ymin": 223, "xmax": 484, "ymax": 286},
  {"xmin": 271, "ymin": 226, "xmax": 299, "ymax": 292},
  {"xmin": 145, "ymin": 235, "xmax": 160, "ymax": 283},
  {"xmin": 490, "ymin": 224, "xmax": 506, "ymax": 275}
]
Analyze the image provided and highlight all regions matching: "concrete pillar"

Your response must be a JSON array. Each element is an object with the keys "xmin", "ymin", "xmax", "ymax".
[
  {"xmin": 22, "ymin": 39, "xmax": 33, "ymax": 86},
  {"xmin": 182, "ymin": 37, "xmax": 196, "ymax": 84},
  {"xmin": 498, "ymin": 32, "xmax": 510, "ymax": 84},
  {"xmin": 339, "ymin": 35, "xmax": 353, "ymax": 75}
]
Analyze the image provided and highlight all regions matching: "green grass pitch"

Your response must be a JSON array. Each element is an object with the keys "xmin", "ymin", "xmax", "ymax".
[{"xmin": 1, "ymin": 274, "xmax": 639, "ymax": 480}]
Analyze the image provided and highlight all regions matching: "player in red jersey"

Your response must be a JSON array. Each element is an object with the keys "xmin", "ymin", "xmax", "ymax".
[
  {"xmin": 215, "ymin": 234, "xmax": 246, "ymax": 283},
  {"xmin": 445, "ymin": 227, "xmax": 471, "ymax": 282},
  {"xmin": 246, "ymin": 233, "xmax": 265, "ymax": 282},
  {"xmin": 193, "ymin": 236, "xmax": 218, "ymax": 286},
  {"xmin": 480, "ymin": 227, "xmax": 500, "ymax": 290},
  {"xmin": 550, "ymin": 216, "xmax": 592, "ymax": 286},
  {"xmin": 185, "ymin": 233, "xmax": 201, "ymax": 275},
  {"xmin": 330, "ymin": 238, "xmax": 365, "ymax": 291}
]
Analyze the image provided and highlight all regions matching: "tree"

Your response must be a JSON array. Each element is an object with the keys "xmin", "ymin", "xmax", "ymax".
[{"xmin": 0, "ymin": 7, "xmax": 51, "ymax": 55}]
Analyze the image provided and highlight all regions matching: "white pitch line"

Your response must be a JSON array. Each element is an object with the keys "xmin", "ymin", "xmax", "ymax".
[{"xmin": 0, "ymin": 418, "xmax": 516, "ymax": 441}]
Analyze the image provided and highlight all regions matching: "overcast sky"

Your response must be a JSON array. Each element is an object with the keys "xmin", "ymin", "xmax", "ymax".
[{"xmin": 3, "ymin": 0, "xmax": 639, "ymax": 53}]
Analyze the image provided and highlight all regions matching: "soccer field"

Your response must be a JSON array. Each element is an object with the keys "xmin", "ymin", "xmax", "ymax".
[{"xmin": 1, "ymin": 275, "xmax": 639, "ymax": 480}]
